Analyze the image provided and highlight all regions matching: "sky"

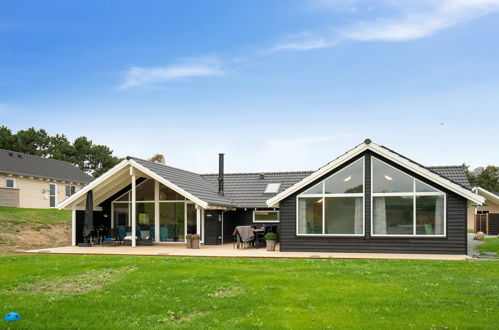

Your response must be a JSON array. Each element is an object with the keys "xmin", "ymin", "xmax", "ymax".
[{"xmin": 1, "ymin": 0, "xmax": 499, "ymax": 174}]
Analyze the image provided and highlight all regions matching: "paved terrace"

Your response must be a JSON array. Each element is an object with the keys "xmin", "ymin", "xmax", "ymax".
[{"xmin": 19, "ymin": 244, "xmax": 470, "ymax": 260}]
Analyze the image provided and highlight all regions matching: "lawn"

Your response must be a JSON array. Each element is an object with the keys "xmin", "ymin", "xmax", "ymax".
[
  {"xmin": 478, "ymin": 237, "xmax": 499, "ymax": 254},
  {"xmin": 0, "ymin": 207, "xmax": 70, "ymax": 225},
  {"xmin": 0, "ymin": 256, "xmax": 498, "ymax": 329}
]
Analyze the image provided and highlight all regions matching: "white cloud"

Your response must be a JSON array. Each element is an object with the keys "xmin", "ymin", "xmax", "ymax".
[
  {"xmin": 119, "ymin": 56, "xmax": 224, "ymax": 89},
  {"xmin": 272, "ymin": 0, "xmax": 499, "ymax": 51},
  {"xmin": 272, "ymin": 37, "xmax": 333, "ymax": 51},
  {"xmin": 342, "ymin": 0, "xmax": 499, "ymax": 41}
]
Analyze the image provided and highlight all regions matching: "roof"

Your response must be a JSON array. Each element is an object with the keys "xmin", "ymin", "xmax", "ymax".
[
  {"xmin": 266, "ymin": 140, "xmax": 484, "ymax": 207},
  {"xmin": 472, "ymin": 187, "xmax": 499, "ymax": 205},
  {"xmin": 0, "ymin": 149, "xmax": 93, "ymax": 183},
  {"xmin": 130, "ymin": 157, "xmax": 234, "ymax": 207},
  {"xmin": 427, "ymin": 166, "xmax": 471, "ymax": 190},
  {"xmin": 202, "ymin": 171, "xmax": 312, "ymax": 208}
]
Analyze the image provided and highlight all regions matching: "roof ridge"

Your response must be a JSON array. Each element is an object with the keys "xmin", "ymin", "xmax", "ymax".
[
  {"xmin": 427, "ymin": 165, "xmax": 465, "ymax": 168},
  {"xmin": 127, "ymin": 156, "xmax": 206, "ymax": 177},
  {"xmin": 201, "ymin": 170, "xmax": 314, "ymax": 176}
]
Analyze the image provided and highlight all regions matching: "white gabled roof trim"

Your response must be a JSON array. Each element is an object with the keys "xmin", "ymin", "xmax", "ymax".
[
  {"xmin": 58, "ymin": 159, "xmax": 130, "ymax": 209},
  {"xmin": 266, "ymin": 142, "xmax": 485, "ymax": 207},
  {"xmin": 472, "ymin": 186, "xmax": 499, "ymax": 205},
  {"xmin": 128, "ymin": 159, "xmax": 208, "ymax": 209},
  {"xmin": 58, "ymin": 159, "xmax": 209, "ymax": 210}
]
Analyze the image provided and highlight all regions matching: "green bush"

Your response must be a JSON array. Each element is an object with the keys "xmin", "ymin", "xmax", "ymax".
[{"xmin": 264, "ymin": 232, "xmax": 277, "ymax": 241}]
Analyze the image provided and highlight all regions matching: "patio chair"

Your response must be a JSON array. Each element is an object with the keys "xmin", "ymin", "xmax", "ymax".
[
  {"xmin": 139, "ymin": 230, "xmax": 153, "ymax": 245},
  {"xmin": 160, "ymin": 226, "xmax": 168, "ymax": 241}
]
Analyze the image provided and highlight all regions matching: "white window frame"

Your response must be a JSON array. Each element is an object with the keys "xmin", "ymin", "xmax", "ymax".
[
  {"xmin": 66, "ymin": 184, "xmax": 76, "ymax": 197},
  {"xmin": 49, "ymin": 183, "xmax": 57, "ymax": 208},
  {"xmin": 371, "ymin": 157, "xmax": 446, "ymax": 238},
  {"xmin": 296, "ymin": 157, "xmax": 365, "ymax": 237},
  {"xmin": 264, "ymin": 183, "xmax": 281, "ymax": 194},
  {"xmin": 5, "ymin": 178, "xmax": 16, "ymax": 188},
  {"xmin": 253, "ymin": 210, "xmax": 279, "ymax": 223}
]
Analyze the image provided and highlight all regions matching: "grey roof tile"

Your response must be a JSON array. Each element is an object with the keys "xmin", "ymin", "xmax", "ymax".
[
  {"xmin": 130, "ymin": 157, "xmax": 234, "ymax": 207},
  {"xmin": 0, "ymin": 149, "xmax": 93, "ymax": 183},
  {"xmin": 202, "ymin": 171, "xmax": 312, "ymax": 208},
  {"xmin": 427, "ymin": 166, "xmax": 471, "ymax": 190}
]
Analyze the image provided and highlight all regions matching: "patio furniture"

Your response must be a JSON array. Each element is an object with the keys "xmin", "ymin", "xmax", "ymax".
[
  {"xmin": 252, "ymin": 228, "xmax": 265, "ymax": 248},
  {"xmin": 139, "ymin": 230, "xmax": 153, "ymax": 245},
  {"xmin": 232, "ymin": 226, "xmax": 254, "ymax": 249}
]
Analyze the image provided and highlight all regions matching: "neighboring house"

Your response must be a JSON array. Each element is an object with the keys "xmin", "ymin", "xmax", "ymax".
[
  {"xmin": 60, "ymin": 140, "xmax": 484, "ymax": 254},
  {"xmin": 0, "ymin": 149, "xmax": 94, "ymax": 208},
  {"xmin": 467, "ymin": 187, "xmax": 499, "ymax": 234}
]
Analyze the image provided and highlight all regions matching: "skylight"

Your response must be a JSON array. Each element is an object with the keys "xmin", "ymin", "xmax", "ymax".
[{"xmin": 264, "ymin": 183, "xmax": 281, "ymax": 193}]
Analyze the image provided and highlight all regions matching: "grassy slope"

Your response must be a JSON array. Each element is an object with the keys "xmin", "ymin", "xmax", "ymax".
[
  {"xmin": 0, "ymin": 256, "xmax": 498, "ymax": 329},
  {"xmin": 0, "ymin": 208, "xmax": 71, "ymax": 253},
  {"xmin": 0, "ymin": 207, "xmax": 71, "ymax": 225},
  {"xmin": 478, "ymin": 238, "xmax": 499, "ymax": 254}
]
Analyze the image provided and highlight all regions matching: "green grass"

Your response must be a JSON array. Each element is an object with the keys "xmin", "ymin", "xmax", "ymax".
[
  {"xmin": 0, "ymin": 256, "xmax": 498, "ymax": 329},
  {"xmin": 0, "ymin": 207, "xmax": 70, "ymax": 225},
  {"xmin": 478, "ymin": 237, "xmax": 499, "ymax": 254}
]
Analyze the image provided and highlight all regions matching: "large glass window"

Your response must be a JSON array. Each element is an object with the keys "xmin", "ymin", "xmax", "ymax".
[
  {"xmin": 325, "ymin": 197, "xmax": 363, "ymax": 234},
  {"xmin": 297, "ymin": 158, "xmax": 364, "ymax": 235},
  {"xmin": 298, "ymin": 198, "xmax": 323, "ymax": 234},
  {"xmin": 159, "ymin": 184, "xmax": 185, "ymax": 200},
  {"xmin": 159, "ymin": 202, "xmax": 185, "ymax": 242},
  {"xmin": 372, "ymin": 157, "xmax": 446, "ymax": 236}
]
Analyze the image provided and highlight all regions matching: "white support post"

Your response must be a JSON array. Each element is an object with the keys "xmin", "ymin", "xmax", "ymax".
[
  {"xmin": 131, "ymin": 166, "xmax": 137, "ymax": 247},
  {"xmin": 154, "ymin": 180, "xmax": 160, "ymax": 243},
  {"xmin": 196, "ymin": 206, "xmax": 201, "ymax": 238},
  {"xmin": 71, "ymin": 206, "xmax": 76, "ymax": 246}
]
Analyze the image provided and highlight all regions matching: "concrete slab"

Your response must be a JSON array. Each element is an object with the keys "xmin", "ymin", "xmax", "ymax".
[{"xmin": 20, "ymin": 244, "xmax": 470, "ymax": 260}]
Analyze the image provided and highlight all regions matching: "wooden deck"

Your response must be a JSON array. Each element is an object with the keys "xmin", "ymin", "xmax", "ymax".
[{"xmin": 19, "ymin": 243, "xmax": 470, "ymax": 260}]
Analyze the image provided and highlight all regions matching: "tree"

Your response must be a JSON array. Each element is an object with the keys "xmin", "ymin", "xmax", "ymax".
[
  {"xmin": 464, "ymin": 163, "xmax": 499, "ymax": 192},
  {"xmin": 148, "ymin": 153, "xmax": 165, "ymax": 164},
  {"xmin": 1, "ymin": 126, "xmax": 121, "ymax": 178},
  {"xmin": 15, "ymin": 127, "xmax": 50, "ymax": 156},
  {"xmin": 0, "ymin": 126, "xmax": 16, "ymax": 150},
  {"xmin": 476, "ymin": 166, "xmax": 499, "ymax": 192}
]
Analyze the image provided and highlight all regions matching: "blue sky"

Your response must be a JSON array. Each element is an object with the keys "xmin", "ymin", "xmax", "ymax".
[{"xmin": 1, "ymin": 0, "xmax": 499, "ymax": 173}]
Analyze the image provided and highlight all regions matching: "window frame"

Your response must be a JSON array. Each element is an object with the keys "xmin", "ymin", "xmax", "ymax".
[
  {"xmin": 5, "ymin": 178, "xmax": 16, "ymax": 188},
  {"xmin": 253, "ymin": 210, "xmax": 280, "ymax": 223},
  {"xmin": 49, "ymin": 183, "xmax": 57, "ymax": 208},
  {"xmin": 370, "ymin": 157, "xmax": 447, "ymax": 238},
  {"xmin": 296, "ymin": 157, "xmax": 365, "ymax": 237},
  {"xmin": 65, "ymin": 184, "xmax": 76, "ymax": 197}
]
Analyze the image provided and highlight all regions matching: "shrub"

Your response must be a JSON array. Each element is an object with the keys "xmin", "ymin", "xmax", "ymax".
[{"xmin": 264, "ymin": 232, "xmax": 277, "ymax": 241}]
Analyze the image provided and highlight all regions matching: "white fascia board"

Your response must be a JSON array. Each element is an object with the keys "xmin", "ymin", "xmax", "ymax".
[
  {"xmin": 368, "ymin": 143, "xmax": 484, "ymax": 205},
  {"xmin": 128, "ymin": 160, "xmax": 209, "ymax": 209},
  {"xmin": 57, "ymin": 159, "xmax": 130, "ymax": 209},
  {"xmin": 266, "ymin": 143, "xmax": 368, "ymax": 206},
  {"xmin": 266, "ymin": 142, "xmax": 485, "ymax": 206},
  {"xmin": 472, "ymin": 186, "xmax": 499, "ymax": 205}
]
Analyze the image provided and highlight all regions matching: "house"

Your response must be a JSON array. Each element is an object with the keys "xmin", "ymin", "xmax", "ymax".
[
  {"xmin": 59, "ymin": 140, "xmax": 484, "ymax": 254},
  {"xmin": 468, "ymin": 187, "xmax": 499, "ymax": 235},
  {"xmin": 0, "ymin": 149, "xmax": 94, "ymax": 208}
]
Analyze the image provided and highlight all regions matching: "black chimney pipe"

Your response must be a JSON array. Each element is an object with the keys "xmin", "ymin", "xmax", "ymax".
[{"xmin": 218, "ymin": 153, "xmax": 224, "ymax": 196}]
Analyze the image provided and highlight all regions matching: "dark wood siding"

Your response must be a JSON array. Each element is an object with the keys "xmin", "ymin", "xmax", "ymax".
[
  {"xmin": 222, "ymin": 209, "xmax": 280, "ymax": 244},
  {"xmin": 279, "ymin": 151, "xmax": 468, "ymax": 254}
]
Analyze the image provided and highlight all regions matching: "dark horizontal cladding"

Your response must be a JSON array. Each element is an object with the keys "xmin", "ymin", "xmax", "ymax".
[{"xmin": 278, "ymin": 151, "xmax": 468, "ymax": 254}]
